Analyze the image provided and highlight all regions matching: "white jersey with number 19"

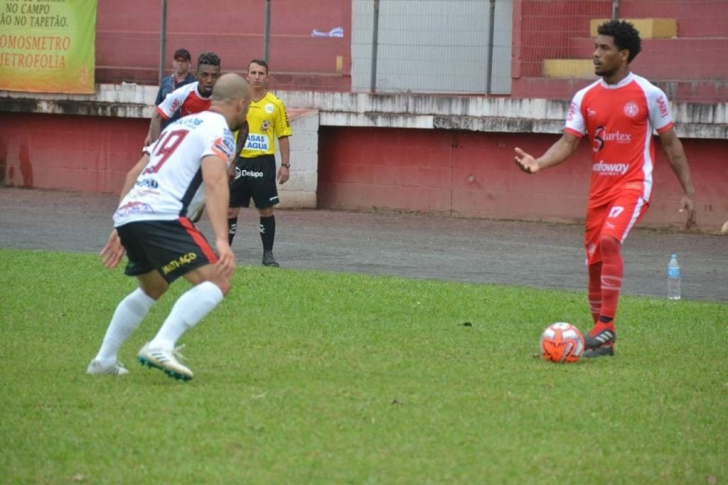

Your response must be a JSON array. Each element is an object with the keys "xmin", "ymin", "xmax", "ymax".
[{"xmin": 114, "ymin": 111, "xmax": 236, "ymax": 227}]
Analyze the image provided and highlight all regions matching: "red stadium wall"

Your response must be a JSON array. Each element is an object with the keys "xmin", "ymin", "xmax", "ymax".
[
  {"xmin": 0, "ymin": 114, "xmax": 725, "ymax": 230},
  {"xmin": 317, "ymin": 127, "xmax": 727, "ymax": 229},
  {"xmin": 0, "ymin": 114, "xmax": 145, "ymax": 194}
]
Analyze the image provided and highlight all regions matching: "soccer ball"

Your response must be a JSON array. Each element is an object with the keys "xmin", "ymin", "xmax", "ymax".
[{"xmin": 540, "ymin": 322, "xmax": 584, "ymax": 363}]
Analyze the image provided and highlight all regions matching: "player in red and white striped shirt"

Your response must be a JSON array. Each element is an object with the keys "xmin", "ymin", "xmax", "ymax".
[{"xmin": 514, "ymin": 20, "xmax": 696, "ymax": 357}]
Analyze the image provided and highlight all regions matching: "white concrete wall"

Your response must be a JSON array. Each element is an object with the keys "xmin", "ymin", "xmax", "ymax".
[
  {"xmin": 2, "ymin": 84, "xmax": 726, "ymax": 139},
  {"xmin": 275, "ymin": 109, "xmax": 319, "ymax": 209}
]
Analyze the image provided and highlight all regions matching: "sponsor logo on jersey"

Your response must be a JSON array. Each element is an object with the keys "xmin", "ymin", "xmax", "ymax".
[
  {"xmin": 235, "ymin": 168, "xmax": 264, "ymax": 179},
  {"xmin": 178, "ymin": 117, "xmax": 203, "ymax": 127},
  {"xmin": 657, "ymin": 96, "xmax": 669, "ymax": 118},
  {"xmin": 623, "ymin": 102, "xmax": 639, "ymax": 117},
  {"xmin": 245, "ymin": 134, "xmax": 270, "ymax": 152},
  {"xmin": 587, "ymin": 108, "xmax": 597, "ymax": 118},
  {"xmin": 593, "ymin": 160, "xmax": 629, "ymax": 176},
  {"xmin": 116, "ymin": 201, "xmax": 154, "ymax": 218},
  {"xmin": 567, "ymin": 102, "xmax": 578, "ymax": 121},
  {"xmin": 593, "ymin": 126, "xmax": 631, "ymax": 152},
  {"xmin": 265, "ymin": 104, "xmax": 275, "ymax": 114},
  {"xmin": 162, "ymin": 252, "xmax": 198, "ymax": 275},
  {"xmin": 261, "ymin": 120, "xmax": 270, "ymax": 131},
  {"xmin": 135, "ymin": 177, "xmax": 159, "ymax": 189},
  {"xmin": 211, "ymin": 136, "xmax": 235, "ymax": 161}
]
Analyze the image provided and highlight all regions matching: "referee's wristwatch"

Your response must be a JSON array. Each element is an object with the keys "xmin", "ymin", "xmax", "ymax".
[{"xmin": 281, "ymin": 162, "xmax": 291, "ymax": 169}]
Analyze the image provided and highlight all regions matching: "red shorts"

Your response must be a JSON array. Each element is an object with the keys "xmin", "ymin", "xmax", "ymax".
[{"xmin": 584, "ymin": 191, "xmax": 649, "ymax": 265}]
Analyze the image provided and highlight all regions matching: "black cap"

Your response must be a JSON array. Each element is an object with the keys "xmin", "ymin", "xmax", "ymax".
[{"xmin": 173, "ymin": 48, "xmax": 191, "ymax": 61}]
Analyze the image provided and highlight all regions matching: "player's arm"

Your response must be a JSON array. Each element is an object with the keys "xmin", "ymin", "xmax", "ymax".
[
  {"xmin": 202, "ymin": 155, "xmax": 235, "ymax": 277},
  {"xmin": 148, "ymin": 111, "xmax": 165, "ymax": 145},
  {"xmin": 514, "ymin": 133, "xmax": 581, "ymax": 174},
  {"xmin": 659, "ymin": 128, "xmax": 696, "ymax": 229},
  {"xmin": 101, "ymin": 153, "xmax": 150, "ymax": 268},
  {"xmin": 277, "ymin": 136, "xmax": 291, "ymax": 184}
]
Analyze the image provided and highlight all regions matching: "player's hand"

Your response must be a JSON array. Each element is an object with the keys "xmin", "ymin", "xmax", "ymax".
[
  {"xmin": 227, "ymin": 160, "xmax": 237, "ymax": 182},
  {"xmin": 680, "ymin": 193, "xmax": 696, "ymax": 229},
  {"xmin": 514, "ymin": 147, "xmax": 540, "ymax": 174},
  {"xmin": 100, "ymin": 229, "xmax": 125, "ymax": 269},
  {"xmin": 215, "ymin": 240, "xmax": 236, "ymax": 279},
  {"xmin": 277, "ymin": 165, "xmax": 290, "ymax": 185}
]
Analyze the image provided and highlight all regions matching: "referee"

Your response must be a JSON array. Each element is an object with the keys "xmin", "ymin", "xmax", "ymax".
[{"xmin": 228, "ymin": 59, "xmax": 291, "ymax": 267}]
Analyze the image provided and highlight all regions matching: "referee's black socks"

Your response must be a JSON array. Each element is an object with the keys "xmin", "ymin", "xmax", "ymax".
[
  {"xmin": 259, "ymin": 215, "xmax": 276, "ymax": 252},
  {"xmin": 227, "ymin": 217, "xmax": 238, "ymax": 245}
]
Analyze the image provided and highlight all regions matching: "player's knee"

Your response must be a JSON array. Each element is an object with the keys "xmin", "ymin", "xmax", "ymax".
[
  {"xmin": 138, "ymin": 279, "xmax": 168, "ymax": 300},
  {"xmin": 214, "ymin": 278, "xmax": 231, "ymax": 296},
  {"xmin": 259, "ymin": 207, "xmax": 273, "ymax": 217},
  {"xmin": 599, "ymin": 234, "xmax": 621, "ymax": 257},
  {"xmin": 143, "ymin": 287, "xmax": 166, "ymax": 301},
  {"xmin": 227, "ymin": 207, "xmax": 240, "ymax": 218}
]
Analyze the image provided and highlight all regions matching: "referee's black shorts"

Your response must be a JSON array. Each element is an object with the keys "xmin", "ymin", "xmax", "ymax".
[
  {"xmin": 116, "ymin": 218, "xmax": 218, "ymax": 283},
  {"xmin": 229, "ymin": 154, "xmax": 280, "ymax": 209}
]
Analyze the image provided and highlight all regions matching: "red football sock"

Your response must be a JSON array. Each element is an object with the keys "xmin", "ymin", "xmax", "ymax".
[
  {"xmin": 587, "ymin": 261, "xmax": 603, "ymax": 324},
  {"xmin": 598, "ymin": 235, "xmax": 622, "ymax": 332}
]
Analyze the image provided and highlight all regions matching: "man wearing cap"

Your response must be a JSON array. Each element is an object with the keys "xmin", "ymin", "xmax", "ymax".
[
  {"xmin": 155, "ymin": 48, "xmax": 196, "ymax": 106},
  {"xmin": 148, "ymin": 48, "xmax": 197, "ymax": 137}
]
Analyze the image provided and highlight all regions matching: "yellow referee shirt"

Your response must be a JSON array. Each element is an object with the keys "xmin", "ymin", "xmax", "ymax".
[{"xmin": 242, "ymin": 92, "xmax": 292, "ymax": 159}]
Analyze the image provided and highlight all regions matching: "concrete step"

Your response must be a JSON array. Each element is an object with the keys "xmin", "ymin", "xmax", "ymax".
[
  {"xmin": 542, "ymin": 59, "xmax": 595, "ymax": 79},
  {"xmin": 511, "ymin": 77, "xmax": 728, "ymax": 104},
  {"xmin": 590, "ymin": 18, "xmax": 677, "ymax": 39},
  {"xmin": 619, "ymin": 3, "xmax": 728, "ymax": 37},
  {"xmin": 569, "ymin": 37, "xmax": 728, "ymax": 80}
]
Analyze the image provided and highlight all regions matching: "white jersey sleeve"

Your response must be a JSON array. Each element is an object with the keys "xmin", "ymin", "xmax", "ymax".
[
  {"xmin": 156, "ymin": 82, "xmax": 199, "ymax": 119},
  {"xmin": 634, "ymin": 75, "xmax": 674, "ymax": 133},
  {"xmin": 564, "ymin": 88, "xmax": 588, "ymax": 137}
]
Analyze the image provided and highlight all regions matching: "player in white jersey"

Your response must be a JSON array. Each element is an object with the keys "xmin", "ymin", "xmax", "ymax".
[{"xmin": 87, "ymin": 74, "xmax": 251, "ymax": 381}]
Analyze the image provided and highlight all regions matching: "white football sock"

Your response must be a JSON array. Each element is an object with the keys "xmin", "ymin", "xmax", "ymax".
[
  {"xmin": 95, "ymin": 288, "xmax": 155, "ymax": 366},
  {"xmin": 149, "ymin": 281, "xmax": 224, "ymax": 351}
]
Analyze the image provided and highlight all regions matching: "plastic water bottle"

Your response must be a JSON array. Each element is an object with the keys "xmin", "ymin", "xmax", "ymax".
[{"xmin": 667, "ymin": 254, "xmax": 681, "ymax": 300}]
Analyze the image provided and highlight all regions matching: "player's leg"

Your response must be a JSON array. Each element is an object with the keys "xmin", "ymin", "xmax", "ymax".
[
  {"xmin": 146, "ymin": 264, "xmax": 230, "ymax": 355},
  {"xmin": 588, "ymin": 261, "xmax": 603, "ymax": 324},
  {"xmin": 87, "ymin": 224, "xmax": 169, "ymax": 376},
  {"xmin": 582, "ymin": 204, "xmax": 617, "ymax": 355},
  {"xmin": 584, "ymin": 193, "xmax": 649, "ymax": 357},
  {"xmin": 136, "ymin": 218, "xmax": 228, "ymax": 380},
  {"xmin": 584, "ymin": 212, "xmax": 604, "ymax": 325}
]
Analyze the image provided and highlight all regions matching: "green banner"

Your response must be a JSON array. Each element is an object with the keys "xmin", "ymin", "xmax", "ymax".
[{"xmin": 0, "ymin": 0, "xmax": 97, "ymax": 94}]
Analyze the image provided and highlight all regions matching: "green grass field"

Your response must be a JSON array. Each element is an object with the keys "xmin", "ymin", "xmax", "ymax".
[{"xmin": 1, "ymin": 248, "xmax": 726, "ymax": 484}]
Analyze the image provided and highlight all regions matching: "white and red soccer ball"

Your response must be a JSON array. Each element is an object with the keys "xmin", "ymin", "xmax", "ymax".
[{"xmin": 540, "ymin": 322, "xmax": 584, "ymax": 363}]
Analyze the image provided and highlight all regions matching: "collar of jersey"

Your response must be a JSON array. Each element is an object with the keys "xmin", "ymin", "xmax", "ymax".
[
  {"xmin": 599, "ymin": 72, "xmax": 635, "ymax": 90},
  {"xmin": 195, "ymin": 82, "xmax": 212, "ymax": 100}
]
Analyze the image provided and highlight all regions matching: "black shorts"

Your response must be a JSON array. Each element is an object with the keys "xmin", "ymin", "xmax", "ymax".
[
  {"xmin": 116, "ymin": 218, "xmax": 218, "ymax": 283},
  {"xmin": 229, "ymin": 154, "xmax": 280, "ymax": 209}
]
